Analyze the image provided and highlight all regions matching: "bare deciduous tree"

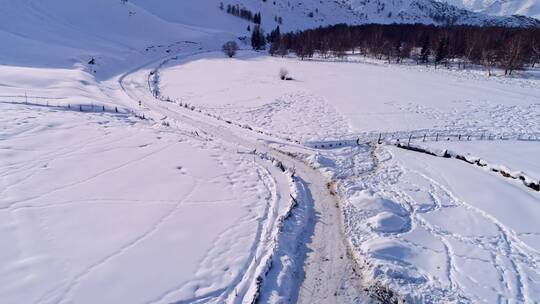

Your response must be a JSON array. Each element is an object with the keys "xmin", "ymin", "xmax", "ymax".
[
  {"xmin": 222, "ymin": 41, "xmax": 239, "ymax": 58},
  {"xmin": 499, "ymin": 35, "xmax": 524, "ymax": 75},
  {"xmin": 272, "ymin": 24, "xmax": 539, "ymax": 75},
  {"xmin": 482, "ymin": 49, "xmax": 497, "ymax": 76},
  {"xmin": 530, "ymin": 37, "xmax": 540, "ymax": 68}
]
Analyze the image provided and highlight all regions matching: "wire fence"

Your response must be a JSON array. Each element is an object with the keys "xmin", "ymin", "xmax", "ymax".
[
  {"xmin": 373, "ymin": 130, "xmax": 540, "ymax": 144},
  {"xmin": 305, "ymin": 129, "xmax": 540, "ymax": 149},
  {"xmin": 5, "ymin": 95, "xmax": 539, "ymax": 149},
  {"xmin": 0, "ymin": 96, "xmax": 136, "ymax": 116}
]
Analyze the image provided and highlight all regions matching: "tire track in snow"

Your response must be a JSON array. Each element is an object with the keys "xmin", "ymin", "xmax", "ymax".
[
  {"xmin": 0, "ymin": 131, "xmax": 141, "ymax": 200},
  {"xmin": 49, "ymin": 181, "xmax": 200, "ymax": 304},
  {"xmin": 143, "ymin": 161, "xmax": 281, "ymax": 304},
  {"xmin": 2, "ymin": 143, "xmax": 174, "ymax": 211},
  {"xmin": 117, "ymin": 50, "xmax": 366, "ymax": 303}
]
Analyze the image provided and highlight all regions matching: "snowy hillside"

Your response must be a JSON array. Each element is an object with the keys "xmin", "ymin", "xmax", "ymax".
[
  {"xmin": 441, "ymin": 0, "xmax": 540, "ymax": 19},
  {"xmin": 0, "ymin": 0, "xmax": 537, "ymax": 73},
  {"xmin": 345, "ymin": 0, "xmax": 540, "ymax": 25},
  {"xmin": 5, "ymin": 0, "xmax": 535, "ymax": 110},
  {"xmin": 140, "ymin": 0, "xmax": 540, "ymax": 26},
  {"xmin": 0, "ymin": 0, "xmax": 236, "ymax": 74}
]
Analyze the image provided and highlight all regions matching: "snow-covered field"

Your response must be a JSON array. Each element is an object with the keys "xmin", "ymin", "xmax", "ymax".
[
  {"xmin": 0, "ymin": 102, "xmax": 299, "ymax": 303},
  {"xmin": 2, "ymin": 0, "xmax": 540, "ymax": 303},
  {"xmin": 156, "ymin": 47, "xmax": 540, "ymax": 301},
  {"xmin": 159, "ymin": 51, "xmax": 540, "ymax": 142}
]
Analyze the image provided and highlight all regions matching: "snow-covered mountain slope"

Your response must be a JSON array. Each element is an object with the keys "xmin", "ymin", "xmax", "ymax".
[
  {"xmin": 441, "ymin": 0, "xmax": 540, "ymax": 20},
  {"xmin": 0, "ymin": 0, "xmax": 355, "ymax": 74},
  {"xmin": 136, "ymin": 0, "xmax": 540, "ymax": 28},
  {"xmin": 0, "ymin": 0, "xmax": 538, "ymax": 73},
  {"xmin": 344, "ymin": 0, "xmax": 540, "ymax": 25},
  {"xmin": 0, "ymin": 0, "xmax": 238, "ymax": 75},
  {"xmin": 483, "ymin": 0, "xmax": 540, "ymax": 18}
]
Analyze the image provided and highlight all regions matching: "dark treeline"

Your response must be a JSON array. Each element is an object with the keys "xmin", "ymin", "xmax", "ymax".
[
  {"xmin": 221, "ymin": 2, "xmax": 261, "ymax": 24},
  {"xmin": 269, "ymin": 24, "xmax": 540, "ymax": 75}
]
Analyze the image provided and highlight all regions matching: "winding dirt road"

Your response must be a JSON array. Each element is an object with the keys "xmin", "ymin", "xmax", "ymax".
[{"xmin": 117, "ymin": 52, "xmax": 366, "ymax": 303}]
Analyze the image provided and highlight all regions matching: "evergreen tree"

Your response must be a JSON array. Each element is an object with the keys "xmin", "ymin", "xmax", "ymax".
[
  {"xmin": 420, "ymin": 35, "xmax": 431, "ymax": 64},
  {"xmin": 251, "ymin": 25, "xmax": 266, "ymax": 50},
  {"xmin": 267, "ymin": 26, "xmax": 281, "ymax": 44},
  {"xmin": 269, "ymin": 35, "xmax": 280, "ymax": 56},
  {"xmin": 253, "ymin": 13, "xmax": 261, "ymax": 24},
  {"xmin": 435, "ymin": 36, "xmax": 449, "ymax": 66}
]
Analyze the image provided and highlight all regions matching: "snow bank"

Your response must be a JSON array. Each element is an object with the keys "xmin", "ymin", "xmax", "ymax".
[
  {"xmin": 306, "ymin": 142, "xmax": 540, "ymax": 302},
  {"xmin": 251, "ymin": 171, "xmax": 312, "ymax": 304},
  {"xmin": 397, "ymin": 141, "xmax": 540, "ymax": 191},
  {"xmin": 422, "ymin": 140, "xmax": 540, "ymax": 182}
]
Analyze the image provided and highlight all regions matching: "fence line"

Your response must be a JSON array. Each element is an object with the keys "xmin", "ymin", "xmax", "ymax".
[
  {"xmin": 304, "ymin": 130, "xmax": 540, "ymax": 149},
  {"xmin": 0, "ymin": 97, "xmax": 145, "ymax": 118},
  {"xmin": 0, "ymin": 95, "xmax": 66, "ymax": 100},
  {"xmin": 375, "ymin": 131, "xmax": 540, "ymax": 144},
  {"xmin": 7, "ymin": 96, "xmax": 538, "ymax": 149}
]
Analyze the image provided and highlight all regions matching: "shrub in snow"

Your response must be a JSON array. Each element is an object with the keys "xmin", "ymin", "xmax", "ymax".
[
  {"xmin": 279, "ymin": 67, "xmax": 289, "ymax": 80},
  {"xmin": 222, "ymin": 41, "xmax": 239, "ymax": 58}
]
